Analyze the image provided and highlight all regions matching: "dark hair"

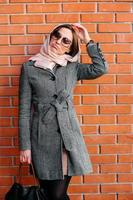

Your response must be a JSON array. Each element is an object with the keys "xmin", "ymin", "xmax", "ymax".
[{"xmin": 50, "ymin": 24, "xmax": 79, "ymax": 57}]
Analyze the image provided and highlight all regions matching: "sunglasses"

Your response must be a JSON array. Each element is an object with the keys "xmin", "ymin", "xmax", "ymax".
[{"xmin": 50, "ymin": 31, "xmax": 72, "ymax": 48}]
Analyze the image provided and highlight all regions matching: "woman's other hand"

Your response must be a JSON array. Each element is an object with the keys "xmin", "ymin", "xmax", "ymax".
[
  {"xmin": 20, "ymin": 149, "xmax": 31, "ymax": 164},
  {"xmin": 72, "ymin": 23, "xmax": 91, "ymax": 44}
]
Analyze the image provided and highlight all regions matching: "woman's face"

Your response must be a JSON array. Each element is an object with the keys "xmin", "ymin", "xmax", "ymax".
[{"xmin": 49, "ymin": 28, "xmax": 73, "ymax": 55}]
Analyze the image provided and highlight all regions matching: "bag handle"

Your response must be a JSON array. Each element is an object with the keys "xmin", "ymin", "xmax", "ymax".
[{"xmin": 17, "ymin": 163, "xmax": 40, "ymax": 186}]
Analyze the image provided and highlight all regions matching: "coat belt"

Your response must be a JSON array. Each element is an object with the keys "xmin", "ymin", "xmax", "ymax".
[{"xmin": 33, "ymin": 90, "xmax": 74, "ymax": 151}]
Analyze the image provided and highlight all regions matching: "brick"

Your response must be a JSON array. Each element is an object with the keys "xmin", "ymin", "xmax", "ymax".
[
  {"xmin": 91, "ymin": 155, "xmax": 116, "ymax": 164},
  {"xmin": 117, "ymin": 75, "xmax": 133, "ymax": 84},
  {"xmin": 69, "ymin": 185, "xmax": 98, "ymax": 193},
  {"xmin": 0, "ymin": 87, "xmax": 18, "ymax": 96},
  {"xmin": 0, "ymin": 98, "xmax": 10, "ymax": 106},
  {"xmin": 118, "ymin": 194, "xmax": 133, "ymax": 200},
  {"xmin": 0, "ymin": 108, "xmax": 18, "ymax": 117},
  {"xmin": 0, "ymin": 177, "xmax": 13, "ymax": 186},
  {"xmin": 11, "ymin": 55, "xmax": 29, "ymax": 65},
  {"xmin": 117, "ymin": 95, "xmax": 133, "ymax": 104},
  {"xmin": 0, "ymin": 118, "xmax": 11, "ymax": 127},
  {"xmin": 85, "ymin": 194, "xmax": 115, "ymax": 200},
  {"xmin": 99, "ymin": 3, "xmax": 131, "ymax": 12},
  {"xmin": 0, "ymin": 25, "xmax": 24, "ymax": 34},
  {"xmin": 118, "ymin": 115, "xmax": 133, "ymax": 124},
  {"xmin": 0, "ymin": 157, "xmax": 12, "ymax": 166},
  {"xmin": 11, "ymin": 0, "xmax": 43, "ymax": 2},
  {"xmin": 118, "ymin": 155, "xmax": 133, "ymax": 163},
  {"xmin": 11, "ymin": 77, "xmax": 18, "ymax": 86},
  {"xmin": 12, "ymin": 97, "xmax": 18, "ymax": 106},
  {"xmin": 0, "ymin": 0, "xmax": 7, "ymax": 2},
  {"xmin": 100, "ymin": 105, "xmax": 131, "ymax": 114},
  {"xmin": 84, "ymin": 135, "xmax": 115, "ymax": 144},
  {"xmin": 118, "ymin": 174, "xmax": 133, "ymax": 182},
  {"xmin": 0, "ymin": 57, "xmax": 9, "ymax": 65},
  {"xmin": 0, "ymin": 5, "xmax": 24, "ymax": 14},
  {"xmin": 27, "ymin": 45, "xmax": 40, "ymax": 55},
  {"xmin": 87, "ymin": 145, "xmax": 98, "ymax": 154},
  {"xmin": 46, "ymin": 0, "xmax": 77, "ymax": 2},
  {"xmin": 101, "ymin": 184, "xmax": 132, "ymax": 193},
  {"xmin": 71, "ymin": 176, "xmax": 82, "ymax": 184},
  {"xmin": 79, "ymin": 24, "xmax": 97, "ymax": 34},
  {"xmin": 102, "ymin": 54, "xmax": 114, "ymax": 63},
  {"xmin": 92, "ymin": 33, "xmax": 115, "ymax": 43},
  {"xmin": 81, "ymin": 13, "xmax": 114, "ymax": 22},
  {"xmin": 82, "ymin": 75, "xmax": 115, "ymax": 84},
  {"xmin": 46, "ymin": 14, "xmax": 79, "ymax": 23},
  {"xmin": 11, "ymin": 15, "xmax": 44, "ymax": 24},
  {"xmin": 27, "ymin": 24, "xmax": 55, "ymax": 34},
  {"xmin": 101, "ymin": 163, "xmax": 132, "ymax": 173},
  {"xmin": 0, "ymin": 16, "xmax": 8, "ymax": 24},
  {"xmin": 82, "ymin": 95, "xmax": 115, "ymax": 104},
  {"xmin": 0, "ymin": 128, "xmax": 18, "ymax": 137},
  {"xmin": 101, "ymin": 144, "xmax": 132, "ymax": 154},
  {"xmin": 92, "ymin": 165, "xmax": 100, "ymax": 173},
  {"xmin": 0, "ymin": 46, "xmax": 24, "ymax": 55},
  {"xmin": 0, "ymin": 36, "xmax": 9, "ymax": 45},
  {"xmin": 27, "ymin": 4, "xmax": 60, "ymax": 13},
  {"xmin": 116, "ymin": 0, "xmax": 132, "ymax": 2},
  {"xmin": 83, "ymin": 116, "xmax": 115, "ymax": 124},
  {"xmin": 98, "ymin": 24, "xmax": 131, "ymax": 33},
  {"xmin": 73, "ymin": 95, "xmax": 80, "ymax": 105},
  {"xmin": 0, "ymin": 138, "xmax": 12, "ymax": 146},
  {"xmin": 81, "ymin": 126, "xmax": 97, "ymax": 134},
  {"xmin": 74, "ymin": 85, "xmax": 97, "ymax": 94},
  {"xmin": 109, "ymin": 64, "xmax": 131, "ymax": 74},
  {"xmin": 0, "ymin": 187, "xmax": 9, "ymax": 198},
  {"xmin": 75, "ymin": 105, "xmax": 97, "ymax": 115},
  {"xmin": 13, "ymin": 117, "xmax": 18, "ymax": 127},
  {"xmin": 0, "ymin": 67, "xmax": 20, "ymax": 75},
  {"xmin": 81, "ymin": 0, "xmax": 113, "ymax": 1},
  {"xmin": 117, "ymin": 54, "xmax": 133, "ymax": 63},
  {"xmin": 118, "ymin": 135, "xmax": 133, "ymax": 144},
  {"xmin": 11, "ymin": 35, "xmax": 43, "ymax": 45},
  {"xmin": 63, "ymin": 3, "xmax": 96, "ymax": 12},
  {"xmin": 117, "ymin": 13, "xmax": 133, "ymax": 22},
  {"xmin": 84, "ymin": 174, "xmax": 116, "ymax": 183},
  {"xmin": 117, "ymin": 34, "xmax": 133, "ymax": 43},
  {"xmin": 0, "ymin": 148, "xmax": 19, "ymax": 156},
  {"xmin": 69, "ymin": 195, "xmax": 82, "ymax": 200},
  {"xmin": 102, "ymin": 44, "xmax": 132, "ymax": 53},
  {"xmin": 0, "ymin": 77, "xmax": 9, "ymax": 86},
  {"xmin": 100, "ymin": 85, "xmax": 132, "ymax": 94},
  {"xmin": 0, "ymin": 167, "xmax": 18, "ymax": 176},
  {"xmin": 100, "ymin": 125, "xmax": 131, "ymax": 134}
]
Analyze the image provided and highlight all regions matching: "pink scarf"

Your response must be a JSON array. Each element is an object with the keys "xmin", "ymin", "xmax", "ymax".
[{"xmin": 29, "ymin": 24, "xmax": 80, "ymax": 70}]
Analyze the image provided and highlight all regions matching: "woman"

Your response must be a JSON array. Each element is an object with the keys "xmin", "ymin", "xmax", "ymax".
[{"xmin": 19, "ymin": 23, "xmax": 108, "ymax": 200}]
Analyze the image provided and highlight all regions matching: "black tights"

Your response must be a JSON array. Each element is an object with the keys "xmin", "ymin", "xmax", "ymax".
[{"xmin": 39, "ymin": 175, "xmax": 72, "ymax": 200}]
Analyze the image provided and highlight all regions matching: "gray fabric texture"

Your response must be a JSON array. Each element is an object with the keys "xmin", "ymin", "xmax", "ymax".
[{"xmin": 18, "ymin": 42, "xmax": 108, "ymax": 180}]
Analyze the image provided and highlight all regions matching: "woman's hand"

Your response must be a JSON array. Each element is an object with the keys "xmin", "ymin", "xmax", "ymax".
[
  {"xmin": 20, "ymin": 150, "xmax": 31, "ymax": 164},
  {"xmin": 72, "ymin": 23, "xmax": 91, "ymax": 44}
]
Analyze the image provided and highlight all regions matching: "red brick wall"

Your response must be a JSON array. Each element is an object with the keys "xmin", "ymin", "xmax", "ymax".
[{"xmin": 0, "ymin": 0, "xmax": 133, "ymax": 200}]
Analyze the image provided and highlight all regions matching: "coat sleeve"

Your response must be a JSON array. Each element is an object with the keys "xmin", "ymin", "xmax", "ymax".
[
  {"xmin": 18, "ymin": 63, "xmax": 32, "ymax": 151},
  {"xmin": 76, "ymin": 41, "xmax": 108, "ymax": 81}
]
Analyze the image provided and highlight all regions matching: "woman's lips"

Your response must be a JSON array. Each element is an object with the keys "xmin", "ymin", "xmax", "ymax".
[{"xmin": 51, "ymin": 45, "xmax": 58, "ymax": 50}]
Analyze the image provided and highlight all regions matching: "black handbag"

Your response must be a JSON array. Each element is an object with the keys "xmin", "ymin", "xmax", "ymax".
[{"xmin": 4, "ymin": 163, "xmax": 48, "ymax": 200}]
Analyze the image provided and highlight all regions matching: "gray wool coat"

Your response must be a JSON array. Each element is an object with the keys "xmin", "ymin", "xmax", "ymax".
[{"xmin": 18, "ymin": 41, "xmax": 108, "ymax": 180}]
